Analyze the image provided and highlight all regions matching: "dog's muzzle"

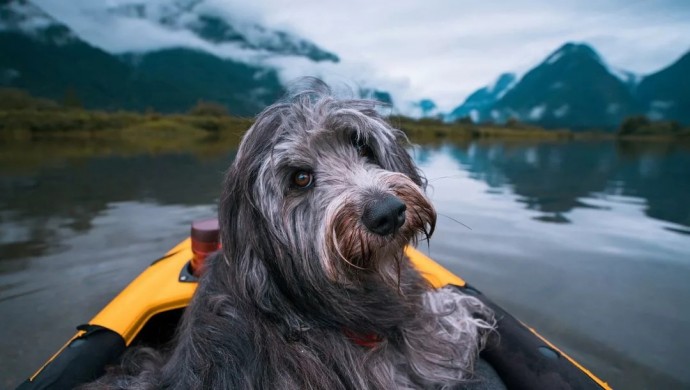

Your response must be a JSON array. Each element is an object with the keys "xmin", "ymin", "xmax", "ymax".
[
  {"xmin": 361, "ymin": 194, "xmax": 406, "ymax": 236},
  {"xmin": 323, "ymin": 171, "xmax": 435, "ymax": 278}
]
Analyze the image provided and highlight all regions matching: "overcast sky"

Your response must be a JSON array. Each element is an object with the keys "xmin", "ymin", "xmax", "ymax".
[{"xmin": 35, "ymin": 0, "xmax": 690, "ymax": 112}]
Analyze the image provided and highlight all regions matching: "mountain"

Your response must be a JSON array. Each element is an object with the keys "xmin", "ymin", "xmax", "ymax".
[
  {"xmin": 107, "ymin": 0, "xmax": 339, "ymax": 63},
  {"xmin": 0, "ymin": 0, "xmax": 342, "ymax": 114},
  {"xmin": 0, "ymin": 0, "xmax": 136, "ymax": 109},
  {"xmin": 359, "ymin": 88, "xmax": 393, "ymax": 105},
  {"xmin": 447, "ymin": 73, "xmax": 516, "ymax": 122},
  {"xmin": 449, "ymin": 43, "xmax": 690, "ymax": 130},
  {"xmin": 637, "ymin": 51, "xmax": 690, "ymax": 124},
  {"xmin": 415, "ymin": 99, "xmax": 439, "ymax": 117},
  {"xmin": 122, "ymin": 49, "xmax": 282, "ymax": 114},
  {"xmin": 491, "ymin": 43, "xmax": 640, "ymax": 130}
]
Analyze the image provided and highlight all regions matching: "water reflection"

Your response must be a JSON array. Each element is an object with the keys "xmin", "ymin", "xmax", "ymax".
[
  {"xmin": 0, "ymin": 152, "xmax": 236, "ymax": 263},
  {"xmin": 425, "ymin": 140, "xmax": 690, "ymax": 229},
  {"xmin": 411, "ymin": 139, "xmax": 690, "ymax": 389},
  {"xmin": 1, "ymin": 139, "xmax": 689, "ymax": 271}
]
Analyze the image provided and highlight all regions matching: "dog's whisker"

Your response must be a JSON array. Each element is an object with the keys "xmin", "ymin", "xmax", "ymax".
[
  {"xmin": 438, "ymin": 213, "xmax": 471, "ymax": 230},
  {"xmin": 342, "ymin": 256, "xmax": 367, "ymax": 271},
  {"xmin": 412, "ymin": 208, "xmax": 429, "ymax": 239},
  {"xmin": 332, "ymin": 226, "xmax": 366, "ymax": 271},
  {"xmin": 358, "ymin": 230, "xmax": 368, "ymax": 268},
  {"xmin": 428, "ymin": 174, "xmax": 466, "ymax": 183},
  {"xmin": 428, "ymin": 219, "xmax": 436, "ymax": 237},
  {"xmin": 395, "ymin": 253, "xmax": 403, "ymax": 294}
]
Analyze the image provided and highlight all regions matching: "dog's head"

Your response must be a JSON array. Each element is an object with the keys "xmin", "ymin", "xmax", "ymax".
[{"xmin": 221, "ymin": 79, "xmax": 435, "ymax": 287}]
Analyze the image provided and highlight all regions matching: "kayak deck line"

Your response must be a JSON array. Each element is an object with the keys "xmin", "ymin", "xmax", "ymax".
[{"xmin": 525, "ymin": 325, "xmax": 612, "ymax": 390}]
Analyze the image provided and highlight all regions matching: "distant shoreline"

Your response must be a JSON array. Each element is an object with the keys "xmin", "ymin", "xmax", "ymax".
[{"xmin": 1, "ymin": 88, "xmax": 688, "ymax": 142}]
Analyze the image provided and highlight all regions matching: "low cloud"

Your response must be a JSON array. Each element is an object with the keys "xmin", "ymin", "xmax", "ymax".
[{"xmin": 33, "ymin": 0, "xmax": 690, "ymax": 113}]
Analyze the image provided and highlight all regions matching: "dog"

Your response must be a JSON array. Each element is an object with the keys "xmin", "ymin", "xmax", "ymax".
[{"xmin": 87, "ymin": 79, "xmax": 495, "ymax": 389}]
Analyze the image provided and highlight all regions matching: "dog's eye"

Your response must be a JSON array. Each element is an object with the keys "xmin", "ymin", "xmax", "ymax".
[
  {"xmin": 292, "ymin": 171, "xmax": 314, "ymax": 189},
  {"xmin": 357, "ymin": 144, "xmax": 374, "ymax": 159},
  {"xmin": 351, "ymin": 135, "xmax": 376, "ymax": 161}
]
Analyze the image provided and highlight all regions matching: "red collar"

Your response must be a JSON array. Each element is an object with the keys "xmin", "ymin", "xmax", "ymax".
[{"xmin": 343, "ymin": 328, "xmax": 383, "ymax": 348}]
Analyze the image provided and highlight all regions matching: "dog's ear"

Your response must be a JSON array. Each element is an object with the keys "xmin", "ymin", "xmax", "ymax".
[{"xmin": 378, "ymin": 130, "xmax": 426, "ymax": 188}]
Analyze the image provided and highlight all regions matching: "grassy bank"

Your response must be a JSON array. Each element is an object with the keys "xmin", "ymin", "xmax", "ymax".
[
  {"xmin": 390, "ymin": 116, "xmax": 572, "ymax": 142},
  {"xmin": 0, "ymin": 88, "xmax": 250, "ymax": 137},
  {"xmin": 0, "ymin": 88, "xmax": 254, "ymax": 158},
  {"xmin": 2, "ymin": 88, "xmax": 688, "ymax": 144}
]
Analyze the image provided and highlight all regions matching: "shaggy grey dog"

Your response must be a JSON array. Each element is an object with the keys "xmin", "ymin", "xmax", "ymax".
[{"xmin": 88, "ymin": 79, "xmax": 495, "ymax": 389}]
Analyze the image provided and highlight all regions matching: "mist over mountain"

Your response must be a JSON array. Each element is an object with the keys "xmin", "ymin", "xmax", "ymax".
[
  {"xmin": 449, "ymin": 43, "xmax": 689, "ymax": 130},
  {"xmin": 2, "ymin": 0, "xmax": 687, "ymax": 126},
  {"xmin": 105, "ymin": 0, "xmax": 339, "ymax": 63},
  {"xmin": 0, "ymin": 0, "xmax": 138, "ymax": 110},
  {"xmin": 0, "ymin": 0, "xmax": 323, "ymax": 114}
]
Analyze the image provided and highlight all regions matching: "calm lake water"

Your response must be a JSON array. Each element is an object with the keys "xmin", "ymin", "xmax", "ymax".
[{"xmin": 1, "ymin": 138, "xmax": 689, "ymax": 389}]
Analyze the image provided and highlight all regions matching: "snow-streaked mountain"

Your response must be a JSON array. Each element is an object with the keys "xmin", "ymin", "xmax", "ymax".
[
  {"xmin": 448, "ymin": 42, "xmax": 689, "ymax": 129},
  {"xmin": 449, "ymin": 43, "xmax": 653, "ymax": 130},
  {"xmin": 493, "ymin": 43, "xmax": 640, "ymax": 129},
  {"xmin": 447, "ymin": 73, "xmax": 516, "ymax": 122},
  {"xmin": 107, "ymin": 0, "xmax": 338, "ymax": 62}
]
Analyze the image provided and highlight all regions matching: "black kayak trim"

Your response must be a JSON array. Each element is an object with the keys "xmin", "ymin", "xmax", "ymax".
[
  {"xmin": 17, "ymin": 325, "xmax": 125, "ymax": 390},
  {"xmin": 458, "ymin": 284, "xmax": 607, "ymax": 390}
]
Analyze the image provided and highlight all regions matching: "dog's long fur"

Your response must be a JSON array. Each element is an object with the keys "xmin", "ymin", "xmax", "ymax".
[{"xmin": 86, "ymin": 79, "xmax": 494, "ymax": 389}]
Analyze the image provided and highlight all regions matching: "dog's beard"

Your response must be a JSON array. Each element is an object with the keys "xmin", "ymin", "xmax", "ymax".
[{"xmin": 323, "ymin": 172, "xmax": 436, "ymax": 286}]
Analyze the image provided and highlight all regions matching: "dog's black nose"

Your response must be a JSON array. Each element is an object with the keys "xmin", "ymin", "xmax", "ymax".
[{"xmin": 362, "ymin": 194, "xmax": 406, "ymax": 236}]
